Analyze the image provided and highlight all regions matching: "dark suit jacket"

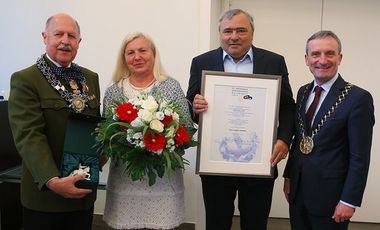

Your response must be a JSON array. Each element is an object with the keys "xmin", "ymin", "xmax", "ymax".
[
  {"xmin": 186, "ymin": 46, "xmax": 295, "ymax": 146},
  {"xmin": 284, "ymin": 75, "xmax": 374, "ymax": 215},
  {"xmin": 8, "ymin": 55, "xmax": 101, "ymax": 212}
]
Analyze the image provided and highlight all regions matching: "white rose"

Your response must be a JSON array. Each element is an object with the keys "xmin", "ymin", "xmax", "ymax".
[
  {"xmin": 155, "ymin": 111, "xmax": 165, "ymax": 120},
  {"xmin": 150, "ymin": 119, "xmax": 164, "ymax": 133},
  {"xmin": 142, "ymin": 96, "xmax": 159, "ymax": 112},
  {"xmin": 164, "ymin": 108, "xmax": 173, "ymax": 116},
  {"xmin": 147, "ymin": 95, "xmax": 156, "ymax": 101},
  {"xmin": 172, "ymin": 112, "xmax": 179, "ymax": 121},
  {"xmin": 138, "ymin": 109, "xmax": 153, "ymax": 122}
]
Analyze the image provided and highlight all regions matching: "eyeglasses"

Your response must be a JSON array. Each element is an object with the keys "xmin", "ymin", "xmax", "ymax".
[{"xmin": 222, "ymin": 27, "xmax": 249, "ymax": 35}]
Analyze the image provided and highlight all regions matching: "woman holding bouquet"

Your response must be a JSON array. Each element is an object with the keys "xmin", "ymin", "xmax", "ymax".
[{"xmin": 101, "ymin": 32, "xmax": 194, "ymax": 230}]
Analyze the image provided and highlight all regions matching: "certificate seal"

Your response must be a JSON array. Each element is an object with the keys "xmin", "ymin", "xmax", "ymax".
[{"xmin": 300, "ymin": 136, "xmax": 313, "ymax": 155}]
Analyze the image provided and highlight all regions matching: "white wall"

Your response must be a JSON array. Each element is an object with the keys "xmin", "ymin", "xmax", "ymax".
[{"xmin": 1, "ymin": 0, "xmax": 379, "ymax": 227}]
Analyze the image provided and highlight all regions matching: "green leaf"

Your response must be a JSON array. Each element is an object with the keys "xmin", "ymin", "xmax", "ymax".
[
  {"xmin": 147, "ymin": 168, "xmax": 157, "ymax": 186},
  {"xmin": 155, "ymin": 163, "xmax": 165, "ymax": 178},
  {"xmin": 163, "ymin": 151, "xmax": 173, "ymax": 179},
  {"xmin": 172, "ymin": 151, "xmax": 184, "ymax": 168},
  {"xmin": 183, "ymin": 139, "xmax": 198, "ymax": 148}
]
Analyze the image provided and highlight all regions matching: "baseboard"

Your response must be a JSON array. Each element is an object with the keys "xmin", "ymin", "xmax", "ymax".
[{"xmin": 93, "ymin": 214, "xmax": 195, "ymax": 230}]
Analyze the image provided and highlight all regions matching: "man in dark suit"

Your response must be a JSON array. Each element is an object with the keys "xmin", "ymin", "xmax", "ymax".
[
  {"xmin": 8, "ymin": 13, "xmax": 100, "ymax": 230},
  {"xmin": 186, "ymin": 9, "xmax": 295, "ymax": 230},
  {"xmin": 283, "ymin": 30, "xmax": 374, "ymax": 230}
]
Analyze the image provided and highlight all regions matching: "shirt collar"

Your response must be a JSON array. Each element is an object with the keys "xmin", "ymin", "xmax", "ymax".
[
  {"xmin": 312, "ymin": 72, "xmax": 339, "ymax": 92},
  {"xmin": 45, "ymin": 53, "xmax": 71, "ymax": 68},
  {"xmin": 223, "ymin": 47, "xmax": 253, "ymax": 63}
]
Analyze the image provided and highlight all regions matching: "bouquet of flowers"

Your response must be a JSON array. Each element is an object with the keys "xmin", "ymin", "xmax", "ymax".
[{"xmin": 94, "ymin": 93, "xmax": 197, "ymax": 186}]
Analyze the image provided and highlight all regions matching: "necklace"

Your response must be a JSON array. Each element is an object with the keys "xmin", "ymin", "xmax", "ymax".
[
  {"xmin": 36, "ymin": 55, "xmax": 89, "ymax": 113},
  {"xmin": 128, "ymin": 77, "xmax": 156, "ymax": 90},
  {"xmin": 298, "ymin": 82, "xmax": 353, "ymax": 154}
]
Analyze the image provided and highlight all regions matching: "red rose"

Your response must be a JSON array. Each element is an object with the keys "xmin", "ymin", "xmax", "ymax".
[
  {"xmin": 115, "ymin": 103, "xmax": 138, "ymax": 123},
  {"xmin": 144, "ymin": 131, "xmax": 166, "ymax": 151},
  {"xmin": 175, "ymin": 125, "xmax": 190, "ymax": 146},
  {"xmin": 161, "ymin": 115, "xmax": 173, "ymax": 126}
]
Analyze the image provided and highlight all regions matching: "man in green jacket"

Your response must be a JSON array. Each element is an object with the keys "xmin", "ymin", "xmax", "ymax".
[{"xmin": 8, "ymin": 13, "xmax": 100, "ymax": 230}]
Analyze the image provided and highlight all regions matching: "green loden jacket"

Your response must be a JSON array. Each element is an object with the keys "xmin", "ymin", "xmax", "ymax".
[{"xmin": 8, "ymin": 55, "xmax": 101, "ymax": 212}]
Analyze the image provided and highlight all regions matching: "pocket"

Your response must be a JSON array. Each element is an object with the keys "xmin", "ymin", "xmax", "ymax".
[
  {"xmin": 322, "ymin": 169, "xmax": 347, "ymax": 179},
  {"xmin": 40, "ymin": 98, "xmax": 68, "ymax": 110},
  {"xmin": 87, "ymin": 99, "xmax": 100, "ymax": 109},
  {"xmin": 327, "ymin": 117, "xmax": 346, "ymax": 124}
]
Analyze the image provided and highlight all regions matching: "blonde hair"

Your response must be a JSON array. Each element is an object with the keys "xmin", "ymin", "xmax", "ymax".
[{"xmin": 112, "ymin": 32, "xmax": 169, "ymax": 83}]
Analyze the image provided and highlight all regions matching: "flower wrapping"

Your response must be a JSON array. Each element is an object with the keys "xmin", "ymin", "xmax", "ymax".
[{"xmin": 95, "ymin": 93, "xmax": 197, "ymax": 186}]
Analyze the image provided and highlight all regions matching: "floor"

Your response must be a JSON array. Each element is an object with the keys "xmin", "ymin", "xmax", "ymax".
[{"xmin": 93, "ymin": 215, "xmax": 380, "ymax": 230}]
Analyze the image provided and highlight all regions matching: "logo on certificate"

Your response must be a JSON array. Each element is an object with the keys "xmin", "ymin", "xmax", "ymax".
[{"xmin": 243, "ymin": 94, "xmax": 253, "ymax": 100}]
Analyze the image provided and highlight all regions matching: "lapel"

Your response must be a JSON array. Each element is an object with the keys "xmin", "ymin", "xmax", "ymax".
[
  {"xmin": 44, "ymin": 54, "xmax": 58, "ymax": 68},
  {"xmin": 213, "ymin": 47, "xmax": 225, "ymax": 71},
  {"xmin": 312, "ymin": 75, "xmax": 347, "ymax": 129},
  {"xmin": 299, "ymin": 82, "xmax": 314, "ymax": 127},
  {"xmin": 252, "ymin": 46, "xmax": 264, "ymax": 74}
]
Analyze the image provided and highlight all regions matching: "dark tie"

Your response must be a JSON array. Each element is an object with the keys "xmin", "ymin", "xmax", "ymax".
[
  {"xmin": 51, "ymin": 66, "xmax": 84, "ymax": 82},
  {"xmin": 306, "ymin": 85, "xmax": 323, "ymax": 133}
]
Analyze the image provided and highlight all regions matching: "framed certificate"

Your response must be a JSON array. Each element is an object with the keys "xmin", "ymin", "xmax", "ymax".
[{"xmin": 196, "ymin": 70, "xmax": 281, "ymax": 177}]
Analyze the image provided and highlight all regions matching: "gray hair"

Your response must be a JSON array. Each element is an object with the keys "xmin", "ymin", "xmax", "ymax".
[
  {"xmin": 218, "ymin": 9, "xmax": 254, "ymax": 32},
  {"xmin": 306, "ymin": 30, "xmax": 342, "ymax": 54},
  {"xmin": 45, "ymin": 13, "xmax": 81, "ymax": 36}
]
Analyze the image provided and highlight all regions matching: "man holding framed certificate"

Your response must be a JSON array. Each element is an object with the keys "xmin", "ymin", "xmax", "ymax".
[{"xmin": 186, "ymin": 8, "xmax": 295, "ymax": 230}]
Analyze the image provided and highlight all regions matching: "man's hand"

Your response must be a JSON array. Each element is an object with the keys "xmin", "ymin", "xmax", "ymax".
[
  {"xmin": 283, "ymin": 178, "xmax": 290, "ymax": 203},
  {"xmin": 192, "ymin": 94, "xmax": 208, "ymax": 114},
  {"xmin": 270, "ymin": 139, "xmax": 289, "ymax": 166},
  {"xmin": 46, "ymin": 176, "xmax": 92, "ymax": 199},
  {"xmin": 332, "ymin": 202, "xmax": 355, "ymax": 223}
]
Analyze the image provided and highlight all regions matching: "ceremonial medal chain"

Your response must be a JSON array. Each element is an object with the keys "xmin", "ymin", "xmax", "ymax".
[
  {"xmin": 36, "ymin": 55, "xmax": 89, "ymax": 113},
  {"xmin": 298, "ymin": 82, "xmax": 353, "ymax": 154}
]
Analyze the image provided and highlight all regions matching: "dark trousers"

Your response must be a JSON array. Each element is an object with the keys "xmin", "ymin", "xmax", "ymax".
[
  {"xmin": 289, "ymin": 178, "xmax": 349, "ymax": 230},
  {"xmin": 0, "ymin": 183, "xmax": 22, "ymax": 230},
  {"xmin": 23, "ymin": 206, "xmax": 94, "ymax": 230},
  {"xmin": 201, "ymin": 175, "xmax": 275, "ymax": 230},
  {"xmin": 1, "ymin": 208, "xmax": 22, "ymax": 230}
]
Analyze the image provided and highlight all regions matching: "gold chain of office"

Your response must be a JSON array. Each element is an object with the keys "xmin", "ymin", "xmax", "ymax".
[
  {"xmin": 297, "ymin": 82, "xmax": 353, "ymax": 154},
  {"xmin": 36, "ymin": 55, "xmax": 89, "ymax": 113}
]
